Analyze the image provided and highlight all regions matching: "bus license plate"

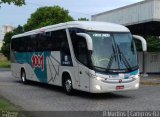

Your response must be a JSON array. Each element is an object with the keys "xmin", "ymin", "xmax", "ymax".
[{"xmin": 116, "ymin": 85, "xmax": 124, "ymax": 90}]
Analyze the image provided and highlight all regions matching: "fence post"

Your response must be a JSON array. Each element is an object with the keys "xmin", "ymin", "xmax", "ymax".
[{"xmin": 142, "ymin": 51, "xmax": 148, "ymax": 77}]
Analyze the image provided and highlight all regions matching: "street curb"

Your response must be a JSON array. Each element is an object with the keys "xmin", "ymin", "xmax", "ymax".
[{"xmin": 0, "ymin": 68, "xmax": 10, "ymax": 71}]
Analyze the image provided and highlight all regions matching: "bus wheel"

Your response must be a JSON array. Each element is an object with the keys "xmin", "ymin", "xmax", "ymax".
[
  {"xmin": 21, "ymin": 69, "xmax": 27, "ymax": 84},
  {"xmin": 64, "ymin": 76, "xmax": 74, "ymax": 95}
]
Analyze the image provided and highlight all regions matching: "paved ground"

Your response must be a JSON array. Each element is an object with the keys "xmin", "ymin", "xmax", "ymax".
[
  {"xmin": 0, "ymin": 68, "xmax": 160, "ymax": 112},
  {"xmin": 141, "ymin": 74, "xmax": 160, "ymax": 84}
]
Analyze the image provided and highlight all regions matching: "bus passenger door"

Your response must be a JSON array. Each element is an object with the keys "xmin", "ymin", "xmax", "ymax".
[
  {"xmin": 76, "ymin": 39, "xmax": 90, "ymax": 92},
  {"xmin": 78, "ymin": 64, "xmax": 90, "ymax": 92}
]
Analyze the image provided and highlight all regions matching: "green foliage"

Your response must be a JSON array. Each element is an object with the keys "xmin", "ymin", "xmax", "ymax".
[
  {"xmin": 147, "ymin": 36, "xmax": 160, "ymax": 52},
  {"xmin": 0, "ymin": 0, "xmax": 25, "ymax": 6},
  {"xmin": 0, "ymin": 60, "xmax": 10, "ymax": 68},
  {"xmin": 1, "ymin": 32, "xmax": 13, "ymax": 60},
  {"xmin": 78, "ymin": 17, "xmax": 89, "ymax": 21},
  {"xmin": 1, "ymin": 25, "xmax": 24, "ymax": 60},
  {"xmin": 24, "ymin": 6, "xmax": 74, "ymax": 31},
  {"xmin": 135, "ymin": 36, "xmax": 160, "ymax": 52},
  {"xmin": 13, "ymin": 25, "xmax": 24, "ymax": 34},
  {"xmin": 0, "ymin": 96, "xmax": 19, "ymax": 111}
]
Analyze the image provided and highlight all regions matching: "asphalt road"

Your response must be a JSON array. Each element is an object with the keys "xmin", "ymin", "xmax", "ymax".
[{"xmin": 0, "ymin": 69, "xmax": 160, "ymax": 112}]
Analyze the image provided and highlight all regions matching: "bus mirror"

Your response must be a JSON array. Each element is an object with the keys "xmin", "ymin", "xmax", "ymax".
[
  {"xmin": 76, "ymin": 33, "xmax": 93, "ymax": 51},
  {"xmin": 133, "ymin": 35, "xmax": 147, "ymax": 52}
]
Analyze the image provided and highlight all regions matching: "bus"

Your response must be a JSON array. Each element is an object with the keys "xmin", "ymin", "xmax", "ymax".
[{"xmin": 11, "ymin": 21, "xmax": 147, "ymax": 94}]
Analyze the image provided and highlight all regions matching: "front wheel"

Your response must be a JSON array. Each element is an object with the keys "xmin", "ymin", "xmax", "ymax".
[
  {"xmin": 21, "ymin": 70, "xmax": 28, "ymax": 84},
  {"xmin": 64, "ymin": 76, "xmax": 74, "ymax": 95}
]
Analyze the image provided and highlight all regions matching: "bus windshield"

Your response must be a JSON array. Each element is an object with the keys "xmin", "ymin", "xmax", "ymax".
[{"xmin": 87, "ymin": 32, "xmax": 137, "ymax": 72}]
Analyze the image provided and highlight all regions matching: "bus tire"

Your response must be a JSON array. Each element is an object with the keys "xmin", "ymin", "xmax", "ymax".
[
  {"xmin": 21, "ymin": 69, "xmax": 28, "ymax": 84},
  {"xmin": 63, "ymin": 75, "xmax": 74, "ymax": 95}
]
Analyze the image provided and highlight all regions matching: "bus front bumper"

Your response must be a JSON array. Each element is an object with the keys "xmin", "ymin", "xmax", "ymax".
[{"xmin": 89, "ymin": 78, "xmax": 140, "ymax": 93}]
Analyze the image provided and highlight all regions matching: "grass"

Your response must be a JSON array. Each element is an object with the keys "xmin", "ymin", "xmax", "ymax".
[
  {"xmin": 0, "ymin": 96, "xmax": 19, "ymax": 111},
  {"xmin": 0, "ymin": 97, "xmax": 28, "ymax": 117},
  {"xmin": 0, "ymin": 60, "xmax": 10, "ymax": 68}
]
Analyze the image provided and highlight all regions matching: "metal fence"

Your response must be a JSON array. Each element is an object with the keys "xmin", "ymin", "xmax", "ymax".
[{"xmin": 138, "ymin": 52, "xmax": 160, "ymax": 73}]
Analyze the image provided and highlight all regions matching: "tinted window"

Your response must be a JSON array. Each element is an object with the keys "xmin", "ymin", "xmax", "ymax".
[
  {"xmin": 11, "ymin": 37, "xmax": 27, "ymax": 52},
  {"xmin": 11, "ymin": 29, "xmax": 70, "ymax": 53},
  {"xmin": 69, "ymin": 28, "xmax": 89, "ymax": 66},
  {"xmin": 11, "ymin": 39, "xmax": 17, "ymax": 51},
  {"xmin": 50, "ymin": 30, "xmax": 62, "ymax": 51}
]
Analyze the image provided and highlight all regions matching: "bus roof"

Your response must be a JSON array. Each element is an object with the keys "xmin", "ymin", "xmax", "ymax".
[{"xmin": 12, "ymin": 21, "xmax": 130, "ymax": 39}]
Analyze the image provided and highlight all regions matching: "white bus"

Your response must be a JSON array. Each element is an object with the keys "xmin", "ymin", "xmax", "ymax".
[{"xmin": 11, "ymin": 21, "xmax": 147, "ymax": 94}]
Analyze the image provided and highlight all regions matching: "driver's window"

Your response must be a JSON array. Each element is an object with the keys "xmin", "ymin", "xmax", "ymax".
[
  {"xmin": 77, "ymin": 38, "xmax": 88, "ymax": 66},
  {"xmin": 69, "ymin": 28, "xmax": 89, "ymax": 66}
]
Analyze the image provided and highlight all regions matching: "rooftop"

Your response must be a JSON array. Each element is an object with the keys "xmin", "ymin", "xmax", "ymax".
[
  {"xmin": 13, "ymin": 21, "xmax": 130, "ymax": 38},
  {"xmin": 92, "ymin": 0, "xmax": 160, "ymax": 36}
]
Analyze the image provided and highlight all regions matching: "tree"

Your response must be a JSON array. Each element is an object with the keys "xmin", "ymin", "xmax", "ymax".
[
  {"xmin": 0, "ymin": 0, "xmax": 25, "ymax": 6},
  {"xmin": 13, "ymin": 25, "xmax": 24, "ymax": 34},
  {"xmin": 146, "ymin": 36, "xmax": 160, "ymax": 52},
  {"xmin": 135, "ymin": 36, "xmax": 160, "ymax": 52},
  {"xmin": 1, "ymin": 32, "xmax": 13, "ymax": 60},
  {"xmin": 24, "ymin": 6, "xmax": 74, "ymax": 31},
  {"xmin": 78, "ymin": 17, "xmax": 89, "ymax": 21},
  {"xmin": 1, "ymin": 25, "xmax": 24, "ymax": 60}
]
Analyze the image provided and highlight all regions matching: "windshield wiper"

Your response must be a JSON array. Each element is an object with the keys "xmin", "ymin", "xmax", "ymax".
[
  {"xmin": 116, "ymin": 44, "xmax": 132, "ymax": 70},
  {"xmin": 107, "ymin": 45, "xmax": 116, "ymax": 70}
]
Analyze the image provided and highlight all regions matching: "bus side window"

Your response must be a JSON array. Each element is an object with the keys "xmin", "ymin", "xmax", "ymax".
[
  {"xmin": 38, "ymin": 34, "xmax": 46, "ymax": 51},
  {"xmin": 17, "ymin": 38, "xmax": 23, "ymax": 52},
  {"xmin": 51, "ymin": 29, "xmax": 70, "ymax": 55},
  {"xmin": 19, "ymin": 37, "xmax": 26, "ymax": 52},
  {"xmin": 28, "ymin": 35, "xmax": 37, "ymax": 52},
  {"xmin": 51, "ymin": 31, "xmax": 61, "ymax": 51},
  {"xmin": 11, "ymin": 39, "xmax": 16, "ymax": 51},
  {"xmin": 76, "ymin": 37, "xmax": 89, "ymax": 66},
  {"xmin": 61, "ymin": 38, "xmax": 70, "ymax": 55},
  {"xmin": 51, "ymin": 29, "xmax": 72, "ymax": 66},
  {"xmin": 69, "ymin": 28, "xmax": 89, "ymax": 66},
  {"xmin": 27, "ymin": 36, "xmax": 32, "ymax": 52}
]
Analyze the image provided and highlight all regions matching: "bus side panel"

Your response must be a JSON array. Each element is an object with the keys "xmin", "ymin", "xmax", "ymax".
[
  {"xmin": 11, "ymin": 51, "xmax": 27, "ymax": 79},
  {"xmin": 46, "ymin": 51, "xmax": 61, "ymax": 86},
  {"xmin": 22, "ymin": 51, "xmax": 61, "ymax": 85},
  {"xmin": 11, "ymin": 63, "xmax": 21, "ymax": 79},
  {"xmin": 10, "ymin": 50, "xmax": 20, "ymax": 78},
  {"xmin": 25, "ymin": 51, "xmax": 51, "ymax": 83}
]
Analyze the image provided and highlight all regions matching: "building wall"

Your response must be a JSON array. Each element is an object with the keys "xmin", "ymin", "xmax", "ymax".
[
  {"xmin": 0, "ymin": 25, "xmax": 14, "ymax": 50},
  {"xmin": 3, "ymin": 25, "xmax": 14, "ymax": 33},
  {"xmin": 0, "ymin": 41, "xmax": 3, "ymax": 50},
  {"xmin": 0, "ymin": 25, "xmax": 14, "ymax": 40},
  {"xmin": 154, "ymin": 0, "xmax": 160, "ymax": 20},
  {"xmin": 138, "ymin": 52, "xmax": 160, "ymax": 73},
  {"xmin": 92, "ymin": 0, "xmax": 159, "ymax": 26}
]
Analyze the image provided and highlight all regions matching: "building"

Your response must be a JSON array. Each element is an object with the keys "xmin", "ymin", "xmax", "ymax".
[
  {"xmin": 92, "ymin": 0, "xmax": 160, "ymax": 36},
  {"xmin": 92, "ymin": 0, "xmax": 160, "ymax": 73},
  {"xmin": 0, "ymin": 25, "xmax": 14, "ymax": 50},
  {"xmin": 3, "ymin": 25, "xmax": 14, "ymax": 33},
  {"xmin": 0, "ymin": 41, "xmax": 3, "ymax": 50}
]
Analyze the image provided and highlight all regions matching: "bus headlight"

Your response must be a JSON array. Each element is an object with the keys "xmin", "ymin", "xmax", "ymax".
[
  {"xmin": 96, "ymin": 77, "xmax": 104, "ymax": 81},
  {"xmin": 135, "ymin": 83, "xmax": 139, "ymax": 88},
  {"xmin": 135, "ymin": 75, "xmax": 140, "ymax": 79},
  {"xmin": 96, "ymin": 85, "xmax": 101, "ymax": 90}
]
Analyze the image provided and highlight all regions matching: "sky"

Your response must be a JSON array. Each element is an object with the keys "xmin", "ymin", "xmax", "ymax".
[{"xmin": 0, "ymin": 0, "xmax": 144, "ymax": 27}]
